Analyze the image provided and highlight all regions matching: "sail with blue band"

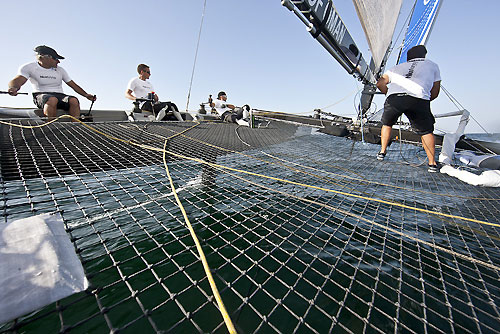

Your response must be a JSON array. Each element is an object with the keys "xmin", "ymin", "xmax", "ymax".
[{"xmin": 398, "ymin": 0, "xmax": 443, "ymax": 64}]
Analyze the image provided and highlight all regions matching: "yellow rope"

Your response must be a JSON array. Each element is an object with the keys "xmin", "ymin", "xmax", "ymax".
[
  {"xmin": 162, "ymin": 140, "xmax": 237, "ymax": 334},
  {"xmin": 2, "ymin": 116, "xmax": 497, "ymax": 228},
  {"xmin": 5, "ymin": 116, "xmax": 499, "ymax": 324},
  {"xmin": 0, "ymin": 116, "xmax": 240, "ymax": 331},
  {"xmin": 154, "ymin": 125, "xmax": 499, "ymax": 202},
  {"xmin": 217, "ymin": 166, "xmax": 500, "ymax": 272},
  {"xmin": 7, "ymin": 115, "xmax": 497, "ymax": 201},
  {"xmin": 109, "ymin": 130, "xmax": 500, "ymax": 228},
  {"xmin": 0, "ymin": 116, "xmax": 63, "ymax": 128},
  {"xmin": 165, "ymin": 154, "xmax": 500, "ymax": 228},
  {"xmin": 260, "ymin": 152, "xmax": 500, "ymax": 201},
  {"xmin": 123, "ymin": 123, "xmax": 498, "ymax": 228}
]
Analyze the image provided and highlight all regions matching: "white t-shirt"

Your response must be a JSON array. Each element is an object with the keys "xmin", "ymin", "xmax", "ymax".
[
  {"xmin": 127, "ymin": 77, "xmax": 154, "ymax": 99},
  {"xmin": 384, "ymin": 58, "xmax": 441, "ymax": 100},
  {"xmin": 213, "ymin": 98, "xmax": 231, "ymax": 116},
  {"xmin": 18, "ymin": 62, "xmax": 71, "ymax": 93}
]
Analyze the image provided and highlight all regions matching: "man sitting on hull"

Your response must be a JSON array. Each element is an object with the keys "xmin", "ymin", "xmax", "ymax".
[
  {"xmin": 209, "ymin": 91, "xmax": 250, "ymax": 126},
  {"xmin": 125, "ymin": 64, "xmax": 183, "ymax": 122},
  {"xmin": 7, "ymin": 45, "xmax": 96, "ymax": 121}
]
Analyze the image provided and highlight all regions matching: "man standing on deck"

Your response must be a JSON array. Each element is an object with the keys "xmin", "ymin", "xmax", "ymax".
[
  {"xmin": 125, "ymin": 64, "xmax": 183, "ymax": 122},
  {"xmin": 376, "ymin": 45, "xmax": 441, "ymax": 172},
  {"xmin": 7, "ymin": 45, "xmax": 96, "ymax": 121}
]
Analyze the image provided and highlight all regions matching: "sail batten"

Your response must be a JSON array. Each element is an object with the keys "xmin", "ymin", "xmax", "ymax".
[{"xmin": 352, "ymin": 0, "xmax": 403, "ymax": 73}]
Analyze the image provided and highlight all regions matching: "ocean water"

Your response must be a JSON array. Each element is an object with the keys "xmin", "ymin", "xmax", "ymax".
[{"xmin": 465, "ymin": 132, "xmax": 500, "ymax": 143}]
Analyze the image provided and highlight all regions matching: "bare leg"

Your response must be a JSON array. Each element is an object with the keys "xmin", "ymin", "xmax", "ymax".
[
  {"xmin": 155, "ymin": 108, "xmax": 166, "ymax": 121},
  {"xmin": 380, "ymin": 125, "xmax": 392, "ymax": 154},
  {"xmin": 170, "ymin": 103, "xmax": 184, "ymax": 122},
  {"xmin": 155, "ymin": 107, "xmax": 184, "ymax": 122},
  {"xmin": 43, "ymin": 96, "xmax": 59, "ymax": 121},
  {"xmin": 173, "ymin": 110, "xmax": 184, "ymax": 122},
  {"xmin": 68, "ymin": 97, "xmax": 81, "ymax": 121},
  {"xmin": 421, "ymin": 133, "xmax": 436, "ymax": 165}
]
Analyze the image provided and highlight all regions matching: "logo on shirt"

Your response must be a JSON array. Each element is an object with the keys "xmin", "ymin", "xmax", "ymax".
[
  {"xmin": 405, "ymin": 62, "xmax": 417, "ymax": 79},
  {"xmin": 39, "ymin": 75, "xmax": 57, "ymax": 80}
]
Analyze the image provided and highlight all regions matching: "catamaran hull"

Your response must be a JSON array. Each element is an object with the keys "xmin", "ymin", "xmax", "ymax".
[
  {"xmin": 256, "ymin": 110, "xmax": 500, "ymax": 155},
  {"xmin": 0, "ymin": 107, "xmax": 193, "ymax": 122}
]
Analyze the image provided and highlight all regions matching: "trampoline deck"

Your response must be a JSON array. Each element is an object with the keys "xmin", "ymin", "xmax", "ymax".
[{"xmin": 0, "ymin": 119, "xmax": 499, "ymax": 333}]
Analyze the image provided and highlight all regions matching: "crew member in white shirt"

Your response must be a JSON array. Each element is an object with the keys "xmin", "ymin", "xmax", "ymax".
[
  {"xmin": 209, "ymin": 91, "xmax": 249, "ymax": 126},
  {"xmin": 376, "ymin": 45, "xmax": 441, "ymax": 172},
  {"xmin": 7, "ymin": 45, "xmax": 96, "ymax": 121},
  {"xmin": 125, "ymin": 64, "xmax": 183, "ymax": 122}
]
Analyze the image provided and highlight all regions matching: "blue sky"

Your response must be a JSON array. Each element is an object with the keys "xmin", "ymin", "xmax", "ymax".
[{"xmin": 1, "ymin": 0, "xmax": 498, "ymax": 133}]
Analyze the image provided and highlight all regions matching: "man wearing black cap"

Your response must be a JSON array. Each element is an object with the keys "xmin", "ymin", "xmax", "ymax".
[
  {"xmin": 209, "ymin": 91, "xmax": 235, "ymax": 117},
  {"xmin": 7, "ymin": 45, "xmax": 96, "ymax": 120},
  {"xmin": 209, "ymin": 91, "xmax": 250, "ymax": 126},
  {"xmin": 376, "ymin": 45, "xmax": 441, "ymax": 172}
]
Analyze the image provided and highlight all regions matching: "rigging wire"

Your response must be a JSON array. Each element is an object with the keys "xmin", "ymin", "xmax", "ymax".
[
  {"xmin": 293, "ymin": 86, "xmax": 359, "ymax": 116},
  {"xmin": 185, "ymin": 0, "xmax": 207, "ymax": 112},
  {"xmin": 438, "ymin": 85, "xmax": 496, "ymax": 154},
  {"xmin": 397, "ymin": 120, "xmax": 428, "ymax": 167},
  {"xmin": 319, "ymin": 87, "xmax": 359, "ymax": 111},
  {"xmin": 441, "ymin": 84, "xmax": 490, "ymax": 134}
]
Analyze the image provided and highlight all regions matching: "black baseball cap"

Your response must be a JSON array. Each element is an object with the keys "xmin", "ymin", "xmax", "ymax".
[
  {"xmin": 407, "ymin": 45, "xmax": 427, "ymax": 60},
  {"xmin": 34, "ymin": 45, "xmax": 65, "ymax": 59}
]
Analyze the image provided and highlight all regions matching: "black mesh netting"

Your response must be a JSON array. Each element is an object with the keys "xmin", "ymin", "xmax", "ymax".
[{"xmin": 1, "ymin": 120, "xmax": 499, "ymax": 333}]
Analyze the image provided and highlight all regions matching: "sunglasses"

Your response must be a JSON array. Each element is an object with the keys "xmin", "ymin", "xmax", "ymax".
[{"xmin": 40, "ymin": 54, "xmax": 58, "ymax": 60}]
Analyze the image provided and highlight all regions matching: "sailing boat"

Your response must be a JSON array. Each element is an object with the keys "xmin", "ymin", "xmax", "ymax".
[
  {"xmin": 1, "ymin": 1, "xmax": 500, "ymax": 333},
  {"xmin": 277, "ymin": 0, "xmax": 500, "ymax": 157}
]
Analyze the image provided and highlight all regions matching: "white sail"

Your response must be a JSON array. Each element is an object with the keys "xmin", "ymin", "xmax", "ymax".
[{"xmin": 352, "ymin": 0, "xmax": 403, "ymax": 72}]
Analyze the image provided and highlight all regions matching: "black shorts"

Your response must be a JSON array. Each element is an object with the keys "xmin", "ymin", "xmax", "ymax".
[
  {"xmin": 32, "ymin": 92, "xmax": 76, "ymax": 111},
  {"xmin": 141, "ymin": 101, "xmax": 180, "ymax": 120},
  {"xmin": 381, "ymin": 94, "xmax": 435, "ymax": 135},
  {"xmin": 220, "ymin": 109, "xmax": 243, "ymax": 123},
  {"xmin": 141, "ymin": 101, "xmax": 178, "ymax": 113}
]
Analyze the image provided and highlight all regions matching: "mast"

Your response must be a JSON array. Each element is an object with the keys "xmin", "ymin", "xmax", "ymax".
[
  {"xmin": 281, "ymin": 0, "xmax": 376, "ymax": 85},
  {"xmin": 281, "ymin": 0, "xmax": 404, "ymax": 119}
]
